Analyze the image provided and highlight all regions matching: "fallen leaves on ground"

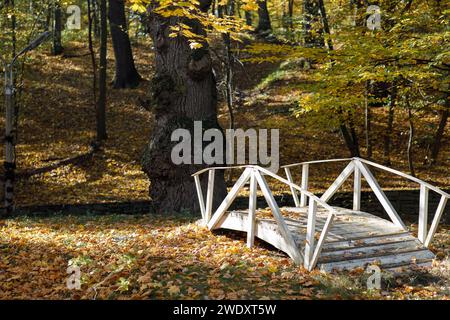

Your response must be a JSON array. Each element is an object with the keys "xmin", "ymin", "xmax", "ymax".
[{"xmin": 0, "ymin": 214, "xmax": 448, "ymax": 300}]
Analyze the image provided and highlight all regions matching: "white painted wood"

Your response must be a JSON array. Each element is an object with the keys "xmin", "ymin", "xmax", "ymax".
[
  {"xmin": 208, "ymin": 168, "xmax": 252, "ymax": 230},
  {"xmin": 247, "ymin": 171, "xmax": 257, "ymax": 248},
  {"xmin": 322, "ymin": 232, "xmax": 414, "ymax": 251},
  {"xmin": 354, "ymin": 161, "xmax": 407, "ymax": 230},
  {"xmin": 304, "ymin": 199, "xmax": 317, "ymax": 269},
  {"xmin": 319, "ymin": 249, "xmax": 435, "ymax": 272},
  {"xmin": 284, "ymin": 167, "xmax": 300, "ymax": 207},
  {"xmin": 309, "ymin": 212, "xmax": 335, "ymax": 270},
  {"xmin": 300, "ymin": 164, "xmax": 309, "ymax": 207},
  {"xmin": 424, "ymin": 195, "xmax": 448, "ymax": 247},
  {"xmin": 254, "ymin": 170, "xmax": 303, "ymax": 264},
  {"xmin": 320, "ymin": 240, "xmax": 422, "ymax": 263},
  {"xmin": 358, "ymin": 158, "xmax": 450, "ymax": 198},
  {"xmin": 281, "ymin": 158, "xmax": 353, "ymax": 169},
  {"xmin": 353, "ymin": 165, "xmax": 361, "ymax": 211},
  {"xmin": 194, "ymin": 175, "xmax": 206, "ymax": 221},
  {"xmin": 320, "ymin": 162, "xmax": 355, "ymax": 203},
  {"xmin": 256, "ymin": 166, "xmax": 338, "ymax": 214},
  {"xmin": 205, "ymin": 170, "xmax": 215, "ymax": 223},
  {"xmin": 418, "ymin": 184, "xmax": 429, "ymax": 244}
]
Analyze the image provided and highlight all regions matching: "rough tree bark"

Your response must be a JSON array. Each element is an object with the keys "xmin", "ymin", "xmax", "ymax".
[
  {"xmin": 142, "ymin": 0, "xmax": 227, "ymax": 213},
  {"xmin": 108, "ymin": 0, "xmax": 141, "ymax": 88},
  {"xmin": 255, "ymin": 0, "xmax": 272, "ymax": 34}
]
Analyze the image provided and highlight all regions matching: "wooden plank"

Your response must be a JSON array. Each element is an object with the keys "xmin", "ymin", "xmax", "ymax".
[
  {"xmin": 319, "ymin": 240, "xmax": 423, "ymax": 263},
  {"xmin": 309, "ymin": 212, "xmax": 335, "ymax": 270},
  {"xmin": 205, "ymin": 170, "xmax": 215, "ymax": 223},
  {"xmin": 319, "ymin": 249, "xmax": 435, "ymax": 272},
  {"xmin": 284, "ymin": 167, "xmax": 300, "ymax": 207},
  {"xmin": 208, "ymin": 168, "xmax": 251, "ymax": 230},
  {"xmin": 320, "ymin": 162, "xmax": 355, "ymax": 202},
  {"xmin": 247, "ymin": 171, "xmax": 257, "ymax": 248},
  {"xmin": 354, "ymin": 161, "xmax": 407, "ymax": 230},
  {"xmin": 424, "ymin": 195, "xmax": 448, "ymax": 247},
  {"xmin": 418, "ymin": 184, "xmax": 429, "ymax": 244},
  {"xmin": 322, "ymin": 233, "xmax": 415, "ymax": 251},
  {"xmin": 194, "ymin": 175, "xmax": 206, "ymax": 221},
  {"xmin": 300, "ymin": 164, "xmax": 309, "ymax": 207},
  {"xmin": 353, "ymin": 166, "xmax": 361, "ymax": 211},
  {"xmin": 382, "ymin": 259, "xmax": 433, "ymax": 272},
  {"xmin": 254, "ymin": 170, "xmax": 303, "ymax": 264}
]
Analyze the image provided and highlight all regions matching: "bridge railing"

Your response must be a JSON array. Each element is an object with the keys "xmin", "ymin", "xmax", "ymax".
[
  {"xmin": 192, "ymin": 165, "xmax": 338, "ymax": 271},
  {"xmin": 281, "ymin": 157, "xmax": 450, "ymax": 248}
]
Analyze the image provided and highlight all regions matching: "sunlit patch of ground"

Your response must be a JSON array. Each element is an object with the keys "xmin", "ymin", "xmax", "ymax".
[{"xmin": 0, "ymin": 215, "xmax": 448, "ymax": 300}]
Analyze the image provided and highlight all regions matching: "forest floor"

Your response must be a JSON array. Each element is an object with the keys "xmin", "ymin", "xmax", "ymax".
[
  {"xmin": 0, "ymin": 214, "xmax": 449, "ymax": 299},
  {"xmin": 0, "ymin": 39, "xmax": 448, "ymax": 299}
]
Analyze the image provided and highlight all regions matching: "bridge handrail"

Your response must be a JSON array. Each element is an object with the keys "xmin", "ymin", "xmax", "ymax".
[
  {"xmin": 192, "ymin": 164, "xmax": 339, "ymax": 215},
  {"xmin": 280, "ymin": 157, "xmax": 449, "ymax": 248},
  {"xmin": 281, "ymin": 157, "xmax": 450, "ymax": 199}
]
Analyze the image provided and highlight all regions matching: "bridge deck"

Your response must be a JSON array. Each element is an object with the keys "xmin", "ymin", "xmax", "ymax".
[{"xmin": 217, "ymin": 206, "xmax": 435, "ymax": 272}]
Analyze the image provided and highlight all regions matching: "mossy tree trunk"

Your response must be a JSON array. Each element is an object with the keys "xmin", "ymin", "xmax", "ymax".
[{"xmin": 142, "ymin": 0, "xmax": 227, "ymax": 214}]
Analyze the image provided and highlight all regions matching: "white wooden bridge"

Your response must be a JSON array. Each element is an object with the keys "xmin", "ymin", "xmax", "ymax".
[{"xmin": 192, "ymin": 158, "xmax": 449, "ymax": 272}]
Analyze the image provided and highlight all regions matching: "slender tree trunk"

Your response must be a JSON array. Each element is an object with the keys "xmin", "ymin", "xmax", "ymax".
[
  {"xmin": 93, "ymin": 0, "xmax": 100, "ymax": 38},
  {"xmin": 255, "ymin": 0, "xmax": 272, "ymax": 34},
  {"xmin": 142, "ymin": 0, "xmax": 227, "ymax": 213},
  {"xmin": 288, "ymin": 0, "xmax": 294, "ymax": 30},
  {"xmin": 383, "ymin": 82, "xmax": 396, "ymax": 165},
  {"xmin": 429, "ymin": 100, "xmax": 449, "ymax": 165},
  {"xmin": 88, "ymin": 0, "xmax": 97, "ymax": 109},
  {"xmin": 364, "ymin": 83, "xmax": 372, "ymax": 159},
  {"xmin": 224, "ymin": 1, "xmax": 235, "ymax": 184},
  {"xmin": 52, "ymin": 2, "xmax": 63, "ymax": 55},
  {"xmin": 108, "ymin": 0, "xmax": 141, "ymax": 88},
  {"xmin": 340, "ymin": 123, "xmax": 360, "ymax": 157},
  {"xmin": 406, "ymin": 98, "xmax": 415, "ymax": 177},
  {"xmin": 97, "ymin": 0, "xmax": 108, "ymax": 141}
]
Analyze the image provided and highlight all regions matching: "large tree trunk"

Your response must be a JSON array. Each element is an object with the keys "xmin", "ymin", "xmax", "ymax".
[
  {"xmin": 108, "ymin": 0, "xmax": 141, "ymax": 88},
  {"xmin": 142, "ymin": 0, "xmax": 227, "ymax": 213},
  {"xmin": 255, "ymin": 0, "xmax": 272, "ymax": 34}
]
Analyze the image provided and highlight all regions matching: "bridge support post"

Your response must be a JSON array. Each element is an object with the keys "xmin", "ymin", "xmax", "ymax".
[
  {"xmin": 304, "ymin": 198, "xmax": 317, "ymax": 270},
  {"xmin": 300, "ymin": 164, "xmax": 309, "ymax": 207},
  {"xmin": 418, "ymin": 184, "xmax": 429, "ymax": 243},
  {"xmin": 247, "ymin": 170, "xmax": 257, "ymax": 248},
  {"xmin": 285, "ymin": 167, "xmax": 300, "ymax": 207},
  {"xmin": 353, "ymin": 165, "xmax": 361, "ymax": 211}
]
